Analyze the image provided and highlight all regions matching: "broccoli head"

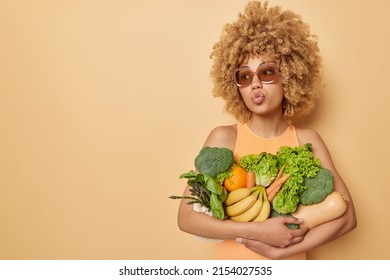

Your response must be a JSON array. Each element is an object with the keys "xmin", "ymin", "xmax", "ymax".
[
  {"xmin": 194, "ymin": 146, "xmax": 234, "ymax": 177},
  {"xmin": 299, "ymin": 167, "xmax": 334, "ymax": 205}
]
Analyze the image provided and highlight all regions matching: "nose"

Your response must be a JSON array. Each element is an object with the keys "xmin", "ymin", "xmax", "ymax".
[{"xmin": 251, "ymin": 74, "xmax": 263, "ymax": 89}]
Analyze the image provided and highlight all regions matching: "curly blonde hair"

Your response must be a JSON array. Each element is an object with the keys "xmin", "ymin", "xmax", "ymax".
[{"xmin": 210, "ymin": 0, "xmax": 322, "ymax": 123}]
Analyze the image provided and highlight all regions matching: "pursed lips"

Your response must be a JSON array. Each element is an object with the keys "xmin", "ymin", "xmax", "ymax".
[{"xmin": 251, "ymin": 91, "xmax": 265, "ymax": 104}]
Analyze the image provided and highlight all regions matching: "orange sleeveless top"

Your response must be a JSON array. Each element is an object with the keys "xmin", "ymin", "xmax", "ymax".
[{"xmin": 214, "ymin": 123, "xmax": 306, "ymax": 260}]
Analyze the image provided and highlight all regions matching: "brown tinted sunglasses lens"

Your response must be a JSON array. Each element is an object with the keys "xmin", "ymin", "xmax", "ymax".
[
  {"xmin": 259, "ymin": 65, "xmax": 278, "ymax": 83},
  {"xmin": 235, "ymin": 64, "xmax": 279, "ymax": 87},
  {"xmin": 235, "ymin": 68, "xmax": 253, "ymax": 87}
]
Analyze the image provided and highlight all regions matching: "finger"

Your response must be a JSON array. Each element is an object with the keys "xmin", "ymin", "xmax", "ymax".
[
  {"xmin": 291, "ymin": 235, "xmax": 306, "ymax": 245},
  {"xmin": 237, "ymin": 238, "xmax": 267, "ymax": 251},
  {"xmin": 236, "ymin": 237, "xmax": 257, "ymax": 246},
  {"xmin": 291, "ymin": 226, "xmax": 310, "ymax": 237},
  {"xmin": 284, "ymin": 216, "xmax": 304, "ymax": 225}
]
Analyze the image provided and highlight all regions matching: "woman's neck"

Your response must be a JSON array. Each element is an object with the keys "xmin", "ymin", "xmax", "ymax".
[{"xmin": 246, "ymin": 115, "xmax": 289, "ymax": 138}]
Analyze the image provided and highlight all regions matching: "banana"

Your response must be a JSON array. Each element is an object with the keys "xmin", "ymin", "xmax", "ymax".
[
  {"xmin": 225, "ymin": 189, "xmax": 259, "ymax": 217},
  {"xmin": 230, "ymin": 193, "xmax": 264, "ymax": 222},
  {"xmin": 253, "ymin": 187, "xmax": 271, "ymax": 222},
  {"xmin": 224, "ymin": 186, "xmax": 257, "ymax": 206}
]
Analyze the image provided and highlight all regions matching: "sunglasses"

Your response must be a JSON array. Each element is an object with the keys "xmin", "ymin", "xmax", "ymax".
[{"xmin": 234, "ymin": 62, "xmax": 280, "ymax": 87}]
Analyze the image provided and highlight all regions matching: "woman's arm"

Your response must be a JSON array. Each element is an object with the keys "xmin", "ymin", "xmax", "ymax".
[
  {"xmin": 238, "ymin": 128, "xmax": 357, "ymax": 259},
  {"xmin": 178, "ymin": 184, "xmax": 309, "ymax": 247},
  {"xmin": 177, "ymin": 125, "xmax": 309, "ymax": 248}
]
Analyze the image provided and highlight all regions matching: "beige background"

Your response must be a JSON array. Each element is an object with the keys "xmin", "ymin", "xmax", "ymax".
[{"xmin": 1, "ymin": 0, "xmax": 389, "ymax": 260}]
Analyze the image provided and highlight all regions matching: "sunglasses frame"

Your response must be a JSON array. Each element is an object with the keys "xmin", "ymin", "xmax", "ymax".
[{"xmin": 233, "ymin": 62, "xmax": 280, "ymax": 87}]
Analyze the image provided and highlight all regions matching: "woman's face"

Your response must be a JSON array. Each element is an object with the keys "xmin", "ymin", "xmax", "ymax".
[{"xmin": 236, "ymin": 56, "xmax": 284, "ymax": 118}]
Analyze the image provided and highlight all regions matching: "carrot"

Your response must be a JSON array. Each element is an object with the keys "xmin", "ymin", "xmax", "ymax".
[
  {"xmin": 266, "ymin": 173, "xmax": 290, "ymax": 201},
  {"xmin": 275, "ymin": 164, "xmax": 285, "ymax": 180},
  {"xmin": 246, "ymin": 171, "xmax": 255, "ymax": 188}
]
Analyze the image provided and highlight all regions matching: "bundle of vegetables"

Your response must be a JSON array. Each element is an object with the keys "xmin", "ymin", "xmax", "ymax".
[
  {"xmin": 169, "ymin": 147, "xmax": 234, "ymax": 219},
  {"xmin": 236, "ymin": 143, "xmax": 348, "ymax": 229},
  {"xmin": 170, "ymin": 144, "xmax": 348, "ymax": 229}
]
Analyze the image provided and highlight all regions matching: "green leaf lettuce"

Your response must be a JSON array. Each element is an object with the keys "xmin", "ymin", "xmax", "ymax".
[{"xmin": 272, "ymin": 143, "xmax": 321, "ymax": 214}]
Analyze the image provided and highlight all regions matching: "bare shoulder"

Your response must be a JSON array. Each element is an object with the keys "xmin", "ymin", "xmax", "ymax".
[
  {"xmin": 203, "ymin": 124, "xmax": 237, "ymax": 151},
  {"xmin": 295, "ymin": 126, "xmax": 333, "ymax": 169},
  {"xmin": 295, "ymin": 126, "xmax": 324, "ymax": 146}
]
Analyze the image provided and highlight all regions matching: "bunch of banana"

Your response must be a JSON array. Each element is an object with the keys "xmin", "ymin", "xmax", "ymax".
[{"xmin": 224, "ymin": 186, "xmax": 271, "ymax": 222}]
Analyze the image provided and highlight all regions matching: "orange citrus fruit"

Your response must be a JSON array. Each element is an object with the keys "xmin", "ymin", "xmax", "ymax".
[{"xmin": 223, "ymin": 165, "xmax": 247, "ymax": 192}]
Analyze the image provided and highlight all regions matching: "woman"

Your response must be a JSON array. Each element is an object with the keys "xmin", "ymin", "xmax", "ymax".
[{"xmin": 177, "ymin": 0, "xmax": 357, "ymax": 260}]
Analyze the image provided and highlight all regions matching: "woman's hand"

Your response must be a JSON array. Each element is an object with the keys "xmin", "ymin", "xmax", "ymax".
[
  {"xmin": 235, "ymin": 216, "xmax": 309, "ymax": 259},
  {"xmin": 243, "ymin": 216, "xmax": 309, "ymax": 248},
  {"xmin": 237, "ymin": 239, "xmax": 285, "ymax": 259}
]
